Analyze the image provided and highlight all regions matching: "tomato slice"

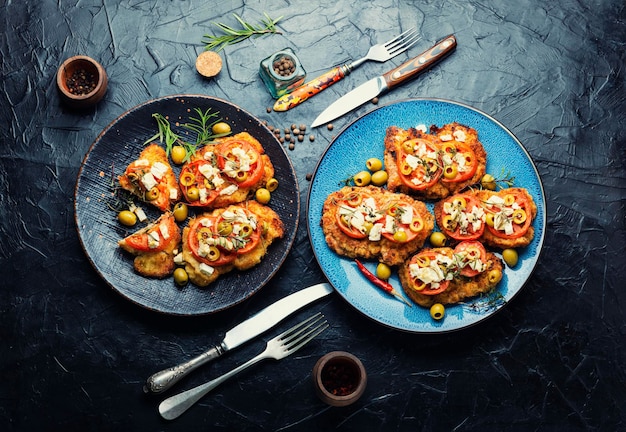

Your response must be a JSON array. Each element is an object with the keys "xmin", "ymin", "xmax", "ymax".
[
  {"xmin": 439, "ymin": 194, "xmax": 485, "ymax": 241},
  {"xmin": 380, "ymin": 201, "xmax": 425, "ymax": 243},
  {"xmin": 407, "ymin": 251, "xmax": 452, "ymax": 295},
  {"xmin": 484, "ymin": 190, "xmax": 533, "ymax": 239},
  {"xmin": 453, "ymin": 241, "xmax": 487, "ymax": 277},
  {"xmin": 397, "ymin": 139, "xmax": 443, "ymax": 190},
  {"xmin": 124, "ymin": 215, "xmax": 176, "ymax": 253},
  {"xmin": 440, "ymin": 141, "xmax": 478, "ymax": 183},
  {"xmin": 179, "ymin": 160, "xmax": 220, "ymax": 206},
  {"xmin": 334, "ymin": 193, "xmax": 378, "ymax": 240},
  {"xmin": 187, "ymin": 217, "xmax": 237, "ymax": 266},
  {"xmin": 216, "ymin": 140, "xmax": 265, "ymax": 188}
]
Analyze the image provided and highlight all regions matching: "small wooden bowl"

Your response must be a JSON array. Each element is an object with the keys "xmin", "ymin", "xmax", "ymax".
[
  {"xmin": 57, "ymin": 55, "xmax": 107, "ymax": 108},
  {"xmin": 312, "ymin": 351, "xmax": 367, "ymax": 407}
]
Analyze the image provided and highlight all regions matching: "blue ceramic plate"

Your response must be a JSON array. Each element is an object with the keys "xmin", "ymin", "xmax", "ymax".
[
  {"xmin": 75, "ymin": 95, "xmax": 299, "ymax": 316},
  {"xmin": 307, "ymin": 98, "xmax": 545, "ymax": 333}
]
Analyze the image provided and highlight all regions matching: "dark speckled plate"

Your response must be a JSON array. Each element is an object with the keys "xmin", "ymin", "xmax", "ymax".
[
  {"xmin": 307, "ymin": 98, "xmax": 546, "ymax": 333},
  {"xmin": 75, "ymin": 95, "xmax": 299, "ymax": 316}
]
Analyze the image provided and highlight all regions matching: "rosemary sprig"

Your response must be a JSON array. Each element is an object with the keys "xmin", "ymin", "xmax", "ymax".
[
  {"xmin": 202, "ymin": 13, "xmax": 283, "ymax": 51},
  {"xmin": 144, "ymin": 108, "xmax": 231, "ymax": 163}
]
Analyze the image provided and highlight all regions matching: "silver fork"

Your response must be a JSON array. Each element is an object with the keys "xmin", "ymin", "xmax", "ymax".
[
  {"xmin": 273, "ymin": 28, "xmax": 421, "ymax": 111},
  {"xmin": 158, "ymin": 313, "xmax": 329, "ymax": 420}
]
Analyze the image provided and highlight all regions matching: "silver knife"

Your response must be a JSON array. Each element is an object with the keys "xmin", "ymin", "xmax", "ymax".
[
  {"xmin": 311, "ymin": 34, "xmax": 457, "ymax": 128},
  {"xmin": 143, "ymin": 282, "xmax": 333, "ymax": 394}
]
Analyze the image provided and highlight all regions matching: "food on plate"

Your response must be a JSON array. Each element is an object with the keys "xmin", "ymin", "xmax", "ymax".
[
  {"xmin": 118, "ymin": 144, "xmax": 181, "ymax": 211},
  {"xmin": 474, "ymin": 187, "xmax": 537, "ymax": 249},
  {"xmin": 398, "ymin": 241, "xmax": 504, "ymax": 308},
  {"xmin": 181, "ymin": 200, "xmax": 284, "ymax": 287},
  {"xmin": 178, "ymin": 132, "xmax": 274, "ymax": 208},
  {"xmin": 434, "ymin": 192, "xmax": 486, "ymax": 241},
  {"xmin": 118, "ymin": 212, "xmax": 182, "ymax": 278},
  {"xmin": 321, "ymin": 185, "xmax": 434, "ymax": 266},
  {"xmin": 384, "ymin": 123, "xmax": 486, "ymax": 199}
]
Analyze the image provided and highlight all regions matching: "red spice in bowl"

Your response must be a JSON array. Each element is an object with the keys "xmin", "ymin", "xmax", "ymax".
[{"xmin": 312, "ymin": 351, "xmax": 367, "ymax": 406}]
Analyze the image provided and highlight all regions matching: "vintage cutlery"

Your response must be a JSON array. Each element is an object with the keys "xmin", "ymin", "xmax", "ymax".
[
  {"xmin": 272, "ymin": 28, "xmax": 420, "ymax": 111},
  {"xmin": 143, "ymin": 283, "xmax": 333, "ymax": 394},
  {"xmin": 159, "ymin": 313, "xmax": 329, "ymax": 420},
  {"xmin": 311, "ymin": 34, "xmax": 457, "ymax": 127}
]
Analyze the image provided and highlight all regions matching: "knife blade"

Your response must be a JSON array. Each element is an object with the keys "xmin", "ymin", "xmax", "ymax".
[
  {"xmin": 143, "ymin": 282, "xmax": 333, "ymax": 394},
  {"xmin": 311, "ymin": 34, "xmax": 457, "ymax": 128}
]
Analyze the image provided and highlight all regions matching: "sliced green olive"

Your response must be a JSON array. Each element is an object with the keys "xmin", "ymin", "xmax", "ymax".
[
  {"xmin": 173, "ymin": 268, "xmax": 189, "ymax": 286},
  {"xmin": 118, "ymin": 210, "xmax": 137, "ymax": 227},
  {"xmin": 430, "ymin": 303, "xmax": 445, "ymax": 320},
  {"xmin": 502, "ymin": 248, "xmax": 519, "ymax": 267},
  {"xmin": 173, "ymin": 202, "xmax": 188, "ymax": 223},
  {"xmin": 217, "ymin": 221, "xmax": 233, "ymax": 236},
  {"xmin": 266, "ymin": 178, "xmax": 279, "ymax": 192},
  {"xmin": 443, "ymin": 165, "xmax": 458, "ymax": 179},
  {"xmin": 145, "ymin": 187, "xmax": 159, "ymax": 201},
  {"xmin": 353, "ymin": 171, "xmax": 371, "ymax": 187},
  {"xmin": 366, "ymin": 158, "xmax": 383, "ymax": 172}
]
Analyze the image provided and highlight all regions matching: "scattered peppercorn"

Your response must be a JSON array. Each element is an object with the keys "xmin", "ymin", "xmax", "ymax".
[
  {"xmin": 266, "ymin": 107, "xmax": 272, "ymax": 113},
  {"xmin": 306, "ymin": 173, "xmax": 313, "ymax": 181},
  {"xmin": 309, "ymin": 134, "xmax": 315, "ymax": 142},
  {"xmin": 66, "ymin": 68, "xmax": 97, "ymax": 95},
  {"xmin": 327, "ymin": 123, "xmax": 334, "ymax": 131},
  {"xmin": 263, "ymin": 119, "xmax": 315, "ymax": 149},
  {"xmin": 288, "ymin": 143, "xmax": 295, "ymax": 150},
  {"xmin": 371, "ymin": 97, "xmax": 379, "ymax": 104}
]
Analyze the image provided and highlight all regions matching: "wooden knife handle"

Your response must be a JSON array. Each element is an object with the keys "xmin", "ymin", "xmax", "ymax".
[{"xmin": 382, "ymin": 34, "xmax": 457, "ymax": 90}]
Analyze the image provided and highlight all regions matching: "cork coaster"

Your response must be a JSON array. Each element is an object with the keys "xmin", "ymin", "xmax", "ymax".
[{"xmin": 196, "ymin": 51, "xmax": 223, "ymax": 78}]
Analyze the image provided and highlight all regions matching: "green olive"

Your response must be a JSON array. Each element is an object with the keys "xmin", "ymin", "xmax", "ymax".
[
  {"xmin": 376, "ymin": 263, "xmax": 392, "ymax": 280},
  {"xmin": 481, "ymin": 173, "xmax": 497, "ymax": 190},
  {"xmin": 171, "ymin": 145, "xmax": 187, "ymax": 165},
  {"xmin": 266, "ymin": 178, "xmax": 279, "ymax": 192},
  {"xmin": 145, "ymin": 187, "xmax": 159, "ymax": 201},
  {"xmin": 255, "ymin": 188, "xmax": 271, "ymax": 204},
  {"xmin": 502, "ymin": 248, "xmax": 519, "ymax": 267},
  {"xmin": 173, "ymin": 268, "xmax": 189, "ymax": 286},
  {"xmin": 430, "ymin": 303, "xmax": 445, "ymax": 320},
  {"xmin": 393, "ymin": 230, "xmax": 408, "ymax": 243},
  {"xmin": 118, "ymin": 210, "xmax": 137, "ymax": 227},
  {"xmin": 371, "ymin": 170, "xmax": 388, "ymax": 186},
  {"xmin": 217, "ymin": 221, "xmax": 233, "ymax": 236},
  {"xmin": 429, "ymin": 231, "xmax": 447, "ymax": 247},
  {"xmin": 212, "ymin": 122, "xmax": 232, "ymax": 135},
  {"xmin": 353, "ymin": 171, "xmax": 371, "ymax": 187},
  {"xmin": 186, "ymin": 187, "xmax": 200, "ymax": 202},
  {"xmin": 173, "ymin": 202, "xmax": 188, "ymax": 223},
  {"xmin": 366, "ymin": 158, "xmax": 383, "ymax": 172},
  {"xmin": 443, "ymin": 165, "xmax": 458, "ymax": 179}
]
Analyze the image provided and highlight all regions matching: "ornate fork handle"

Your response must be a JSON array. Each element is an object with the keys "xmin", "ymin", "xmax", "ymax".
[
  {"xmin": 144, "ymin": 345, "xmax": 225, "ymax": 394},
  {"xmin": 159, "ymin": 350, "xmax": 269, "ymax": 420}
]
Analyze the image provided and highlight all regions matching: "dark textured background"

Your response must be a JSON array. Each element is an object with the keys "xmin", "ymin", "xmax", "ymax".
[{"xmin": 1, "ymin": 0, "xmax": 625, "ymax": 430}]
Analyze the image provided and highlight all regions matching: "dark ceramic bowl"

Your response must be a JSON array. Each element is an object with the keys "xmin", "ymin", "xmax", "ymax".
[
  {"xmin": 57, "ymin": 55, "xmax": 107, "ymax": 108},
  {"xmin": 312, "ymin": 351, "xmax": 367, "ymax": 407}
]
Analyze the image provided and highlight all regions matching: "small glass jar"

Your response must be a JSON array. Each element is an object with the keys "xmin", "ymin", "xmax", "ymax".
[{"xmin": 259, "ymin": 48, "xmax": 306, "ymax": 98}]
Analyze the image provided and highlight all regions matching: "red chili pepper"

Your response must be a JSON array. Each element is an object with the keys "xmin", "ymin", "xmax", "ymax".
[{"xmin": 354, "ymin": 259, "xmax": 412, "ymax": 307}]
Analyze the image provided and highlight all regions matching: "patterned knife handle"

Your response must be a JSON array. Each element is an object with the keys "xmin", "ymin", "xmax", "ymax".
[{"xmin": 273, "ymin": 65, "xmax": 350, "ymax": 112}]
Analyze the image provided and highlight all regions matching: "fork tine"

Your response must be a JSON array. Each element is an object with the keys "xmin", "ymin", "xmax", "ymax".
[
  {"xmin": 283, "ymin": 319, "xmax": 329, "ymax": 354},
  {"xmin": 383, "ymin": 27, "xmax": 417, "ymax": 47},
  {"xmin": 275, "ymin": 312, "xmax": 324, "ymax": 342},
  {"xmin": 386, "ymin": 32, "xmax": 421, "ymax": 54}
]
